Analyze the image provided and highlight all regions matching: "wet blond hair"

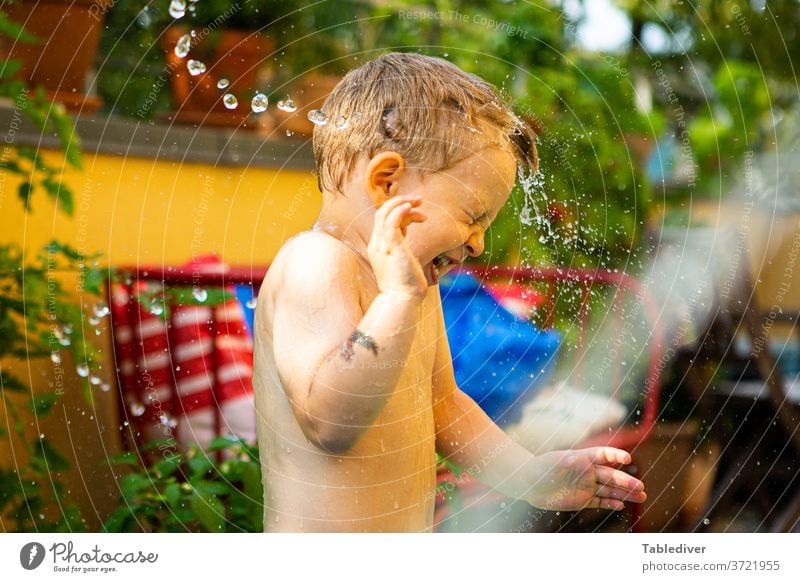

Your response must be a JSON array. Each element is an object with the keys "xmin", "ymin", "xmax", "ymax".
[{"xmin": 312, "ymin": 52, "xmax": 537, "ymax": 194}]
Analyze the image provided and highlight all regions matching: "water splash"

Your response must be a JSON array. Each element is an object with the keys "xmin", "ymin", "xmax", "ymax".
[
  {"xmin": 216, "ymin": 78, "xmax": 230, "ymax": 90},
  {"xmin": 251, "ymin": 93, "xmax": 268, "ymax": 113},
  {"xmin": 333, "ymin": 115, "xmax": 349, "ymax": 130},
  {"xmin": 307, "ymin": 109, "xmax": 328, "ymax": 126},
  {"xmin": 192, "ymin": 287, "xmax": 208, "ymax": 302},
  {"xmin": 187, "ymin": 60, "xmax": 206, "ymax": 76},
  {"xmin": 277, "ymin": 99, "xmax": 297, "ymax": 113},
  {"xmin": 169, "ymin": 0, "xmax": 187, "ymax": 19},
  {"xmin": 93, "ymin": 301, "xmax": 110, "ymax": 318},
  {"xmin": 516, "ymin": 165, "xmax": 551, "ymax": 235},
  {"xmin": 129, "ymin": 400, "xmax": 146, "ymax": 417},
  {"xmin": 174, "ymin": 34, "xmax": 191, "ymax": 58},
  {"xmin": 223, "ymin": 94, "xmax": 238, "ymax": 109}
]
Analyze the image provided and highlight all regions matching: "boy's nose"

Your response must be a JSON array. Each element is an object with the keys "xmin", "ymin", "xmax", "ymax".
[{"xmin": 465, "ymin": 232, "xmax": 485, "ymax": 257}]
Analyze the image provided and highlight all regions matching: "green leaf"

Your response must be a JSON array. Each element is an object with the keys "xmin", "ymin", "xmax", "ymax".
[
  {"xmin": 164, "ymin": 482, "xmax": 182, "ymax": 510},
  {"xmin": 121, "ymin": 473, "xmax": 150, "ymax": 502},
  {"xmin": 106, "ymin": 451, "xmax": 140, "ymax": 467},
  {"xmin": 0, "ymin": 370, "xmax": 29, "ymax": 393},
  {"xmin": 32, "ymin": 437, "xmax": 71, "ymax": 472},
  {"xmin": 103, "ymin": 506, "xmax": 135, "ymax": 532},
  {"xmin": 18, "ymin": 182, "xmax": 33, "ymax": 211},
  {"xmin": 141, "ymin": 437, "xmax": 177, "ymax": 452},
  {"xmin": 166, "ymin": 287, "xmax": 234, "ymax": 307},
  {"xmin": 42, "ymin": 175, "xmax": 74, "ymax": 216},
  {"xmin": 242, "ymin": 462, "xmax": 263, "ymax": 502},
  {"xmin": 187, "ymin": 453, "xmax": 213, "ymax": 478},
  {"xmin": 0, "ymin": 58, "xmax": 21, "ymax": 80},
  {"xmin": 0, "ymin": 12, "xmax": 39, "ymax": 44},
  {"xmin": 82, "ymin": 267, "xmax": 107, "ymax": 296},
  {"xmin": 43, "ymin": 240, "xmax": 84, "ymax": 262},
  {"xmin": 30, "ymin": 392, "xmax": 61, "ymax": 416},
  {"xmin": 49, "ymin": 105, "xmax": 82, "ymax": 170},
  {"xmin": 153, "ymin": 454, "xmax": 182, "ymax": 478},
  {"xmin": 55, "ymin": 504, "xmax": 87, "ymax": 533},
  {"xmin": 190, "ymin": 487, "xmax": 226, "ymax": 532},
  {"xmin": 208, "ymin": 435, "xmax": 244, "ymax": 452}
]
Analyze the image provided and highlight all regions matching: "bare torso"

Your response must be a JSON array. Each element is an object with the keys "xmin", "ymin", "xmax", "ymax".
[{"xmin": 253, "ymin": 231, "xmax": 439, "ymax": 532}]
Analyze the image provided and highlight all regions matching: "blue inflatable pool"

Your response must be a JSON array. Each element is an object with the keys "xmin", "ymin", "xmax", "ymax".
[{"xmin": 439, "ymin": 271, "xmax": 561, "ymax": 426}]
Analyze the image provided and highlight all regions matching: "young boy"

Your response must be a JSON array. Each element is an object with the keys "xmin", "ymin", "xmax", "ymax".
[{"xmin": 253, "ymin": 52, "xmax": 646, "ymax": 532}]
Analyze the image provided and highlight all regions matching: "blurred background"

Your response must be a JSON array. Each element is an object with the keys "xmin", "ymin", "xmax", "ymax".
[{"xmin": 1, "ymin": 0, "xmax": 799, "ymax": 533}]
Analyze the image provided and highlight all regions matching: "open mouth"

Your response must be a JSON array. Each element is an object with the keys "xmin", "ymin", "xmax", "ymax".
[{"xmin": 430, "ymin": 255, "xmax": 459, "ymax": 284}]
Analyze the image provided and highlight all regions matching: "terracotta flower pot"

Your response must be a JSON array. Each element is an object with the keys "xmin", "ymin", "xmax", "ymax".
[
  {"xmin": 162, "ymin": 27, "xmax": 273, "ymax": 129},
  {"xmin": 0, "ymin": 0, "xmax": 110, "ymax": 112}
]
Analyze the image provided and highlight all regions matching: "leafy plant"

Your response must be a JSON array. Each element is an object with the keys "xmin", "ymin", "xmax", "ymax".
[
  {"xmin": 0, "ymin": 13, "xmax": 107, "ymax": 532},
  {"xmin": 104, "ymin": 436, "xmax": 263, "ymax": 532}
]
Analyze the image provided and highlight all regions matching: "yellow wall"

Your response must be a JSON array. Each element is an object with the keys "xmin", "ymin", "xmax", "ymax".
[
  {"xmin": 0, "ymin": 150, "xmax": 320, "ymax": 266},
  {"xmin": 0, "ymin": 148, "xmax": 319, "ymax": 531}
]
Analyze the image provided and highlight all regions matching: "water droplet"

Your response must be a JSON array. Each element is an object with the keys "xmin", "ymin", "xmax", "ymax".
[
  {"xmin": 137, "ymin": 7, "xmax": 153, "ymax": 28},
  {"xmin": 174, "ymin": 34, "xmax": 192, "ymax": 58},
  {"xmin": 393, "ymin": 500, "xmax": 400, "ymax": 510},
  {"xmin": 251, "ymin": 93, "xmax": 268, "ymax": 113},
  {"xmin": 216, "ymin": 78, "xmax": 230, "ymax": 90},
  {"xmin": 76, "ymin": 363, "xmax": 90, "ymax": 378},
  {"xmin": 333, "ymin": 115, "xmax": 349, "ymax": 130},
  {"xmin": 187, "ymin": 59, "xmax": 206, "ymax": 76},
  {"xmin": 245, "ymin": 297, "xmax": 257, "ymax": 309},
  {"xmin": 285, "ymin": 129, "xmax": 294, "ymax": 137},
  {"xmin": 100, "ymin": 383, "xmax": 111, "ymax": 393},
  {"xmin": 307, "ymin": 109, "xmax": 328, "ymax": 126},
  {"xmin": 63, "ymin": 323, "xmax": 73, "ymax": 335},
  {"xmin": 39, "ymin": 433, "xmax": 45, "ymax": 439},
  {"xmin": 50, "ymin": 351, "xmax": 62, "ymax": 365},
  {"xmin": 277, "ymin": 99, "xmax": 297, "ymax": 112},
  {"xmin": 192, "ymin": 287, "xmax": 208, "ymax": 302},
  {"xmin": 89, "ymin": 374, "xmax": 102, "ymax": 386},
  {"xmin": 122, "ymin": 421, "xmax": 129, "ymax": 427},
  {"xmin": 169, "ymin": 0, "xmax": 187, "ymax": 19},
  {"xmin": 129, "ymin": 401, "xmax": 145, "ymax": 417},
  {"xmin": 159, "ymin": 413, "xmax": 178, "ymax": 429},
  {"xmin": 223, "ymin": 93, "xmax": 238, "ymax": 109},
  {"xmin": 190, "ymin": 29, "xmax": 197, "ymax": 38},
  {"xmin": 88, "ymin": 315, "xmax": 100, "ymax": 326},
  {"xmin": 702, "ymin": 517, "xmax": 711, "ymax": 525}
]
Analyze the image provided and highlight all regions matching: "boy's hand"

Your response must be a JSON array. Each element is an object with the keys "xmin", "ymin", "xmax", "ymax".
[
  {"xmin": 524, "ymin": 447, "xmax": 646, "ymax": 511},
  {"xmin": 368, "ymin": 194, "xmax": 428, "ymax": 299}
]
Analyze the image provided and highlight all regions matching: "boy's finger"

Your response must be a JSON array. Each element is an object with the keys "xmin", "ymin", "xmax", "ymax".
[
  {"xmin": 590, "ymin": 447, "xmax": 632, "ymax": 466},
  {"xmin": 375, "ymin": 195, "xmax": 422, "ymax": 220},
  {"xmin": 595, "ymin": 483, "xmax": 647, "ymax": 503},
  {"xmin": 595, "ymin": 466, "xmax": 645, "ymax": 492}
]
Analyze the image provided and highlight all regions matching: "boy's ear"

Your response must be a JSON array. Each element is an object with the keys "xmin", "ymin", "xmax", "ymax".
[{"xmin": 364, "ymin": 151, "xmax": 405, "ymax": 206}]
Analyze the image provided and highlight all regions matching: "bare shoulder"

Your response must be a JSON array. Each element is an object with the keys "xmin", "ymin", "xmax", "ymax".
[{"xmin": 256, "ymin": 231, "xmax": 360, "ymax": 327}]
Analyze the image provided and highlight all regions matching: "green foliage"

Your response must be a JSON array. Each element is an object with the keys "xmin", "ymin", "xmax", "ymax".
[{"xmin": 103, "ymin": 437, "xmax": 263, "ymax": 533}]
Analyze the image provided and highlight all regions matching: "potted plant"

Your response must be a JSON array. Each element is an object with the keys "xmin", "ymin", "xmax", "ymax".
[
  {"xmin": 0, "ymin": 0, "xmax": 112, "ymax": 112},
  {"xmin": 97, "ymin": 0, "xmax": 296, "ymax": 128}
]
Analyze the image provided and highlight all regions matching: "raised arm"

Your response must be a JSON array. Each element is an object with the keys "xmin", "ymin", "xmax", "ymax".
[{"xmin": 272, "ymin": 195, "xmax": 428, "ymax": 454}]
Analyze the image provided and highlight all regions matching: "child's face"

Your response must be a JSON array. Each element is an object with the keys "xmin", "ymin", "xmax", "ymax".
[{"xmin": 403, "ymin": 146, "xmax": 518, "ymax": 285}]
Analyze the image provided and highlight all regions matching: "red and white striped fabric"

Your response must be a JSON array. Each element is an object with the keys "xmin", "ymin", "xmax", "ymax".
[{"xmin": 110, "ymin": 257, "xmax": 255, "ymax": 452}]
